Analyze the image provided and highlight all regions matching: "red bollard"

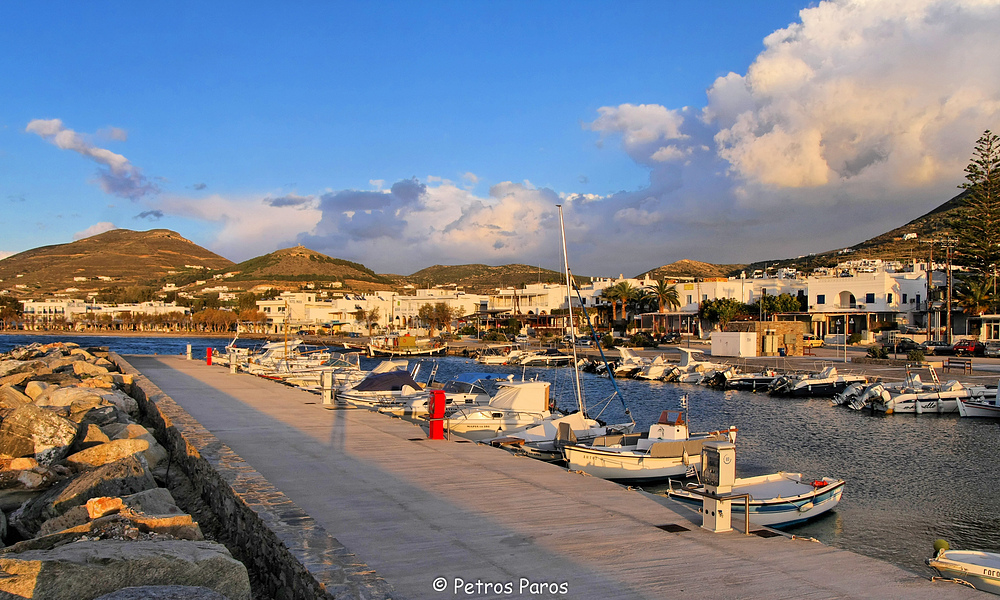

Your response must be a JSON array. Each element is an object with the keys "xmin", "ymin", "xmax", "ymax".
[
  {"xmin": 206, "ymin": 347, "xmax": 213, "ymax": 366},
  {"xmin": 428, "ymin": 390, "xmax": 446, "ymax": 440}
]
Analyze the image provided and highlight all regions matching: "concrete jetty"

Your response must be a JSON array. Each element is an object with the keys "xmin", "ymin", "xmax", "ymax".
[{"xmin": 125, "ymin": 355, "xmax": 979, "ymax": 599}]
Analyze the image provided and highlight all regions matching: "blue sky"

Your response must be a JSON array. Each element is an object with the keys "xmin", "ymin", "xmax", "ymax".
[{"xmin": 3, "ymin": 1, "xmax": 999, "ymax": 277}]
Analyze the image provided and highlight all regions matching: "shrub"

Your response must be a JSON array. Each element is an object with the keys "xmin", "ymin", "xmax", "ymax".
[
  {"xmin": 602, "ymin": 334, "xmax": 616, "ymax": 349},
  {"xmin": 907, "ymin": 350, "xmax": 925, "ymax": 362},
  {"xmin": 848, "ymin": 333, "xmax": 863, "ymax": 345},
  {"xmin": 457, "ymin": 325, "xmax": 478, "ymax": 336},
  {"xmin": 867, "ymin": 345, "xmax": 889, "ymax": 359}
]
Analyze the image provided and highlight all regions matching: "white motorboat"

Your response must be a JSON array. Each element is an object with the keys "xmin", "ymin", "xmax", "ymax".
[
  {"xmin": 475, "ymin": 344, "xmax": 516, "ymax": 365},
  {"xmin": 405, "ymin": 372, "xmax": 513, "ymax": 414},
  {"xmin": 872, "ymin": 379, "xmax": 973, "ymax": 414},
  {"xmin": 612, "ymin": 347, "xmax": 649, "ymax": 378},
  {"xmin": 674, "ymin": 348, "xmax": 726, "ymax": 384},
  {"xmin": 927, "ymin": 540, "xmax": 1000, "ymax": 594},
  {"xmin": 336, "ymin": 370, "xmax": 426, "ymax": 408},
  {"xmin": 444, "ymin": 380, "xmax": 555, "ymax": 441},
  {"xmin": 725, "ymin": 369, "xmax": 778, "ymax": 392},
  {"xmin": 562, "ymin": 406, "xmax": 736, "ymax": 482},
  {"xmin": 668, "ymin": 472, "xmax": 845, "ymax": 528},
  {"xmin": 243, "ymin": 339, "xmax": 334, "ymax": 375},
  {"xmin": 516, "ymin": 348, "xmax": 574, "ymax": 367},
  {"xmin": 634, "ymin": 355, "xmax": 679, "ymax": 381},
  {"xmin": 768, "ymin": 366, "xmax": 867, "ymax": 397}
]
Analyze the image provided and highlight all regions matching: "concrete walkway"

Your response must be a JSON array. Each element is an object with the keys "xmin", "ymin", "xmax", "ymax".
[{"xmin": 127, "ymin": 355, "xmax": 978, "ymax": 600}]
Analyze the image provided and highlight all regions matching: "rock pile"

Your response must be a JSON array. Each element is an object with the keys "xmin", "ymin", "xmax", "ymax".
[{"xmin": 0, "ymin": 342, "xmax": 251, "ymax": 600}]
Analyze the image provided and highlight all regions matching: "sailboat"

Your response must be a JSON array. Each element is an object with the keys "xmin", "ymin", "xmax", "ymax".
[{"xmin": 483, "ymin": 205, "xmax": 634, "ymax": 458}]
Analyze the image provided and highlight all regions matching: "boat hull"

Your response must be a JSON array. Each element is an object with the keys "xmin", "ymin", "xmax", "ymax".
[
  {"xmin": 563, "ymin": 444, "xmax": 700, "ymax": 481},
  {"xmin": 958, "ymin": 398, "xmax": 1000, "ymax": 418},
  {"xmin": 668, "ymin": 473, "xmax": 845, "ymax": 528},
  {"xmin": 927, "ymin": 551, "xmax": 1000, "ymax": 594}
]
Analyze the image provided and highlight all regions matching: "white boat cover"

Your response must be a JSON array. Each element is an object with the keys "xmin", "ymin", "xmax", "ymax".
[{"xmin": 488, "ymin": 381, "xmax": 549, "ymax": 412}]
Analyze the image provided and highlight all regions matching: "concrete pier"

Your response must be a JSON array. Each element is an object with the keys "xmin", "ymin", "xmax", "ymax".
[{"xmin": 125, "ymin": 355, "xmax": 978, "ymax": 599}]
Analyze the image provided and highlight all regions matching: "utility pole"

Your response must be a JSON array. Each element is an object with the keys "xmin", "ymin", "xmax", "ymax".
[
  {"xmin": 945, "ymin": 241, "xmax": 956, "ymax": 345},
  {"xmin": 927, "ymin": 245, "xmax": 933, "ymax": 341}
]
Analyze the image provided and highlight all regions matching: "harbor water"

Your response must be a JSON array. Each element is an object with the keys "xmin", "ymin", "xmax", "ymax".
[{"xmin": 3, "ymin": 333, "xmax": 999, "ymax": 578}]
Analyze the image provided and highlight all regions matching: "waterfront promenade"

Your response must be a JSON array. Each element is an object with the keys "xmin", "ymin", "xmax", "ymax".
[{"xmin": 126, "ymin": 354, "xmax": 978, "ymax": 599}]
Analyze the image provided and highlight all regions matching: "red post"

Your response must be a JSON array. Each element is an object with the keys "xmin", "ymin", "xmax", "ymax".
[
  {"xmin": 428, "ymin": 390, "xmax": 446, "ymax": 440},
  {"xmin": 206, "ymin": 347, "xmax": 213, "ymax": 366}
]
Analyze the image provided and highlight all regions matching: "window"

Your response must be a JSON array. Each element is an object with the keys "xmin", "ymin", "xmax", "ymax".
[
  {"xmin": 902, "ymin": 293, "xmax": 908, "ymax": 304},
  {"xmin": 816, "ymin": 294, "xmax": 825, "ymax": 305},
  {"xmin": 916, "ymin": 294, "xmax": 921, "ymax": 304},
  {"xmin": 702, "ymin": 294, "xmax": 708, "ymax": 301},
  {"xmin": 887, "ymin": 293, "xmax": 893, "ymax": 304},
  {"xmin": 865, "ymin": 293, "xmax": 875, "ymax": 304},
  {"xmin": 686, "ymin": 295, "xmax": 693, "ymax": 305}
]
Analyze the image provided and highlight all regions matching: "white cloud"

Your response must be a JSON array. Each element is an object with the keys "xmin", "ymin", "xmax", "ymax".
[
  {"xmin": 74, "ymin": 222, "xmax": 117, "ymax": 240},
  {"xmin": 156, "ymin": 194, "xmax": 323, "ymax": 261},
  {"xmin": 26, "ymin": 119, "xmax": 158, "ymax": 199}
]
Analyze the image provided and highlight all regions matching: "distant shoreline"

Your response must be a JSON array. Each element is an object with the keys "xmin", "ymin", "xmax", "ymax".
[{"xmin": 0, "ymin": 330, "xmax": 239, "ymax": 339}]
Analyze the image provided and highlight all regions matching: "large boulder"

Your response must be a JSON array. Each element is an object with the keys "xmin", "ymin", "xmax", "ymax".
[
  {"xmin": 0, "ymin": 404, "xmax": 79, "ymax": 465},
  {"xmin": 73, "ymin": 361, "xmax": 110, "ymax": 377},
  {"xmin": 22, "ymin": 381, "xmax": 51, "ymax": 401},
  {"xmin": 10, "ymin": 454, "xmax": 156, "ymax": 538},
  {"xmin": 0, "ymin": 540, "xmax": 251, "ymax": 600},
  {"xmin": 71, "ymin": 424, "xmax": 112, "ymax": 453},
  {"xmin": 65, "ymin": 438, "xmax": 167, "ymax": 471}
]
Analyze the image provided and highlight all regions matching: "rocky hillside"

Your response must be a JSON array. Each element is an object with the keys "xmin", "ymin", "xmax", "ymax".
[
  {"xmin": 641, "ymin": 259, "xmax": 746, "ymax": 281},
  {"xmin": 0, "ymin": 229, "xmax": 234, "ymax": 298},
  {"xmin": 400, "ymin": 263, "xmax": 584, "ymax": 294},
  {"xmin": 226, "ymin": 246, "xmax": 394, "ymax": 291}
]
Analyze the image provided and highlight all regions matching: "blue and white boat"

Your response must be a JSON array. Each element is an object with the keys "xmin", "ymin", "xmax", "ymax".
[{"xmin": 667, "ymin": 471, "xmax": 845, "ymax": 528}]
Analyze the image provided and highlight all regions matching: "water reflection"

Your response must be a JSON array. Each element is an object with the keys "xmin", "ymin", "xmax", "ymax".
[{"xmin": 2, "ymin": 337, "xmax": 996, "ymax": 575}]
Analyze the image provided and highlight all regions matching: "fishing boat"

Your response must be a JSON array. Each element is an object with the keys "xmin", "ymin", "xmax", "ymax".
[
  {"xmin": 562, "ymin": 405, "xmax": 737, "ymax": 482},
  {"xmin": 957, "ymin": 393, "xmax": 1000, "ymax": 418},
  {"xmin": 667, "ymin": 472, "xmax": 845, "ymax": 528},
  {"xmin": 927, "ymin": 540, "xmax": 1000, "ymax": 594},
  {"xmin": 367, "ymin": 334, "xmax": 448, "ymax": 357}
]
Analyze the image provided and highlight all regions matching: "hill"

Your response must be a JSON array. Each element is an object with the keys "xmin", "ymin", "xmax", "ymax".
[
  {"xmin": 738, "ymin": 190, "xmax": 966, "ymax": 275},
  {"xmin": 402, "ymin": 264, "xmax": 584, "ymax": 294},
  {"xmin": 0, "ymin": 229, "xmax": 234, "ymax": 298},
  {"xmin": 226, "ymin": 246, "xmax": 394, "ymax": 291},
  {"xmin": 640, "ymin": 259, "xmax": 746, "ymax": 281}
]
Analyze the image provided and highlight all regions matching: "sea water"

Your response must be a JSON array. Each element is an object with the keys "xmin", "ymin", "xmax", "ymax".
[{"xmin": 3, "ymin": 333, "xmax": 998, "ymax": 577}]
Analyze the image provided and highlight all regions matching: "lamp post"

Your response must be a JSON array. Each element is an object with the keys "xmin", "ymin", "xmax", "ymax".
[{"xmin": 841, "ymin": 317, "xmax": 848, "ymax": 363}]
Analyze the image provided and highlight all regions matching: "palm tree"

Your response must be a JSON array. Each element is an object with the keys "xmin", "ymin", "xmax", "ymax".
[
  {"xmin": 601, "ymin": 285, "xmax": 622, "ymax": 323},
  {"xmin": 957, "ymin": 277, "xmax": 994, "ymax": 316},
  {"xmin": 647, "ymin": 280, "xmax": 680, "ymax": 313}
]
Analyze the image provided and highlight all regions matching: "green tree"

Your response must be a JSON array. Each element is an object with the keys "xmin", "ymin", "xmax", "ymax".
[
  {"xmin": 236, "ymin": 292, "xmax": 258, "ymax": 312},
  {"xmin": 0, "ymin": 296, "xmax": 23, "ymax": 329},
  {"xmin": 954, "ymin": 130, "xmax": 1000, "ymax": 279},
  {"xmin": 956, "ymin": 276, "xmax": 994, "ymax": 316},
  {"xmin": 698, "ymin": 298, "xmax": 746, "ymax": 330}
]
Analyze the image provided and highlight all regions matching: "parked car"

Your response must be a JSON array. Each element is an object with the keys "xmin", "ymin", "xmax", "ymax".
[
  {"xmin": 985, "ymin": 341, "xmax": 1000, "ymax": 358},
  {"xmin": 658, "ymin": 332, "xmax": 681, "ymax": 344},
  {"xmin": 514, "ymin": 335, "xmax": 529, "ymax": 343},
  {"xmin": 881, "ymin": 337, "xmax": 921, "ymax": 352},
  {"xmin": 802, "ymin": 334, "xmax": 824, "ymax": 348},
  {"xmin": 952, "ymin": 339, "xmax": 986, "ymax": 357},
  {"xmin": 919, "ymin": 340, "xmax": 953, "ymax": 356}
]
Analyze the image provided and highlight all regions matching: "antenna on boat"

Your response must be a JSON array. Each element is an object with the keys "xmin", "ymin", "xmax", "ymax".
[{"xmin": 558, "ymin": 205, "xmax": 585, "ymax": 416}]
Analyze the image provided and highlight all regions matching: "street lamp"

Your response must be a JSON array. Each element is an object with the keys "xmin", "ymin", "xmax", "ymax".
[{"xmin": 841, "ymin": 317, "xmax": 848, "ymax": 363}]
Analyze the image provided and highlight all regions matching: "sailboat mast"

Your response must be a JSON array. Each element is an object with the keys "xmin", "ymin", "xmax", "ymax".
[{"xmin": 557, "ymin": 205, "xmax": 585, "ymax": 415}]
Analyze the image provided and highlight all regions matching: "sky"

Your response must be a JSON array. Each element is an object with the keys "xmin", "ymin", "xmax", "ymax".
[{"xmin": 3, "ymin": 1, "xmax": 1000, "ymax": 278}]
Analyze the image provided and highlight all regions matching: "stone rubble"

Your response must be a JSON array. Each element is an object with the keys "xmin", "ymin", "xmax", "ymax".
[{"xmin": 0, "ymin": 341, "xmax": 251, "ymax": 600}]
